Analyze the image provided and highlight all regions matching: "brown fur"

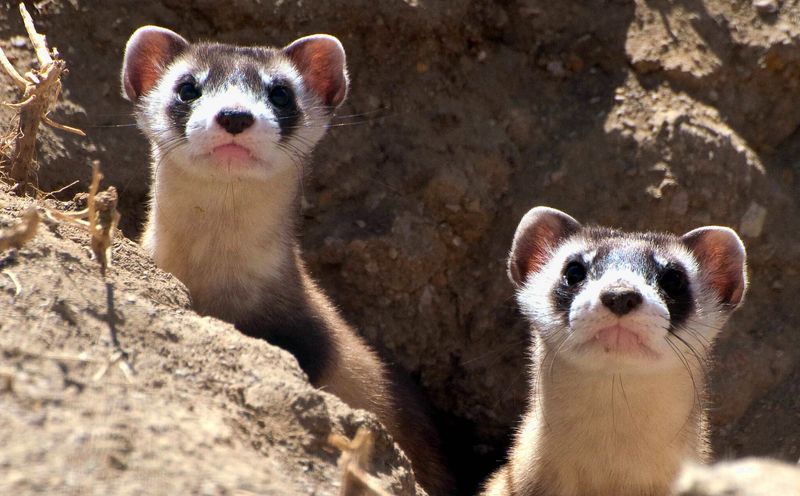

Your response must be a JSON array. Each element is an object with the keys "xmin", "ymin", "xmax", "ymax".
[
  {"xmin": 302, "ymin": 265, "xmax": 451, "ymax": 494},
  {"xmin": 143, "ymin": 132, "xmax": 451, "ymax": 496},
  {"xmin": 125, "ymin": 26, "xmax": 452, "ymax": 494}
]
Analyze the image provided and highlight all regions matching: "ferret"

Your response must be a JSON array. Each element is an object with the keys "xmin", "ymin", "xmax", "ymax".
[
  {"xmin": 483, "ymin": 206, "xmax": 748, "ymax": 496},
  {"xmin": 121, "ymin": 26, "xmax": 450, "ymax": 494}
]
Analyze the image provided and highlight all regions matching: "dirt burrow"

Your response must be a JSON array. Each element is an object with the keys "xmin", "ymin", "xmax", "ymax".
[{"xmin": 0, "ymin": 192, "xmax": 421, "ymax": 495}]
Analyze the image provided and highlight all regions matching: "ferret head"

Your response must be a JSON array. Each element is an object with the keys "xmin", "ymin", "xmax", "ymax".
[
  {"xmin": 508, "ymin": 206, "xmax": 747, "ymax": 374},
  {"xmin": 121, "ymin": 26, "xmax": 348, "ymax": 182}
]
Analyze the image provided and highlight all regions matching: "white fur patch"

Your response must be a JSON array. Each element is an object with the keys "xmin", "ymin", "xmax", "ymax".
[
  {"xmin": 139, "ymin": 56, "xmax": 330, "ymax": 183},
  {"xmin": 517, "ymin": 237, "xmax": 731, "ymax": 375},
  {"xmin": 137, "ymin": 51, "xmax": 337, "ymax": 320}
]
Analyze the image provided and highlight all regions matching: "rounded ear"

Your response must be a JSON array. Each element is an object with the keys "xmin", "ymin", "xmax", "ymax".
[
  {"xmin": 122, "ymin": 26, "xmax": 189, "ymax": 102},
  {"xmin": 681, "ymin": 226, "xmax": 748, "ymax": 309},
  {"xmin": 283, "ymin": 34, "xmax": 348, "ymax": 109},
  {"xmin": 508, "ymin": 207, "xmax": 581, "ymax": 287}
]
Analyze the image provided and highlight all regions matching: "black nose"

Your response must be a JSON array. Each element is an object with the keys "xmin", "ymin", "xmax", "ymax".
[
  {"xmin": 215, "ymin": 110, "xmax": 254, "ymax": 135},
  {"xmin": 600, "ymin": 288, "xmax": 643, "ymax": 316}
]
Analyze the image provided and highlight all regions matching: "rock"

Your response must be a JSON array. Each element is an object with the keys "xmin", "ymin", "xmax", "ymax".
[
  {"xmin": 753, "ymin": 0, "xmax": 780, "ymax": 15},
  {"xmin": 0, "ymin": 193, "xmax": 420, "ymax": 496},
  {"xmin": 546, "ymin": 60, "xmax": 566, "ymax": 78},
  {"xmin": 674, "ymin": 458, "xmax": 800, "ymax": 496},
  {"xmin": 739, "ymin": 202, "xmax": 768, "ymax": 238}
]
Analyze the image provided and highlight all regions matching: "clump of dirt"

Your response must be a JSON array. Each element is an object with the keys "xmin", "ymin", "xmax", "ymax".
[
  {"xmin": 1, "ymin": 0, "xmax": 800, "ymax": 494},
  {"xmin": 0, "ymin": 192, "xmax": 419, "ymax": 495}
]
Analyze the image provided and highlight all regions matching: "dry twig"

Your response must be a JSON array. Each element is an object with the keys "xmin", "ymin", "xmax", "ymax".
[
  {"xmin": 329, "ymin": 427, "xmax": 393, "ymax": 496},
  {"xmin": 3, "ymin": 270, "xmax": 22, "ymax": 297},
  {"xmin": 0, "ymin": 3, "xmax": 85, "ymax": 194},
  {"xmin": 8, "ymin": 346, "xmax": 132, "ymax": 384},
  {"xmin": 0, "ymin": 206, "xmax": 39, "ymax": 251},
  {"xmin": 92, "ymin": 350, "xmax": 134, "ymax": 383},
  {"xmin": 30, "ymin": 178, "xmax": 79, "ymax": 199},
  {"xmin": 45, "ymin": 162, "xmax": 120, "ymax": 276},
  {"xmin": 11, "ymin": 346, "xmax": 101, "ymax": 364}
]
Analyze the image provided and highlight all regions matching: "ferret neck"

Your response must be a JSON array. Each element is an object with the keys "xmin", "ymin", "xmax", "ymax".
[
  {"xmin": 534, "ymin": 350, "xmax": 704, "ymax": 442},
  {"xmin": 513, "ymin": 346, "xmax": 707, "ymax": 495},
  {"xmin": 144, "ymin": 158, "xmax": 303, "ymax": 321}
]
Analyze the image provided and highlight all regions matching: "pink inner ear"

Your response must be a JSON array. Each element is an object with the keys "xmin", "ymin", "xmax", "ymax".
[
  {"xmin": 508, "ymin": 207, "xmax": 581, "ymax": 287},
  {"xmin": 123, "ymin": 27, "xmax": 188, "ymax": 102},
  {"xmin": 124, "ymin": 42, "xmax": 163, "ymax": 100},
  {"xmin": 682, "ymin": 227, "xmax": 747, "ymax": 307},
  {"xmin": 706, "ymin": 247, "xmax": 745, "ymax": 306},
  {"xmin": 284, "ymin": 36, "xmax": 347, "ymax": 108},
  {"xmin": 521, "ymin": 224, "xmax": 560, "ymax": 276}
]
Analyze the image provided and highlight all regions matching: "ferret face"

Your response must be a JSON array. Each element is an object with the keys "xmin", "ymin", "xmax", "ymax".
[
  {"xmin": 509, "ymin": 207, "xmax": 747, "ymax": 374},
  {"xmin": 122, "ymin": 27, "xmax": 348, "ymax": 182}
]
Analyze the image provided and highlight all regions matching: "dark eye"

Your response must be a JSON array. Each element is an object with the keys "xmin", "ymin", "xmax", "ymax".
[
  {"xmin": 177, "ymin": 82, "xmax": 201, "ymax": 102},
  {"xmin": 564, "ymin": 261, "xmax": 587, "ymax": 286},
  {"xmin": 269, "ymin": 86, "xmax": 292, "ymax": 107},
  {"xmin": 659, "ymin": 268, "xmax": 688, "ymax": 299}
]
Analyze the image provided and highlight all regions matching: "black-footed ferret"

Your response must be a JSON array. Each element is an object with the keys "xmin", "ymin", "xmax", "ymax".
[
  {"xmin": 121, "ymin": 26, "xmax": 450, "ymax": 493},
  {"xmin": 483, "ymin": 206, "xmax": 748, "ymax": 496}
]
